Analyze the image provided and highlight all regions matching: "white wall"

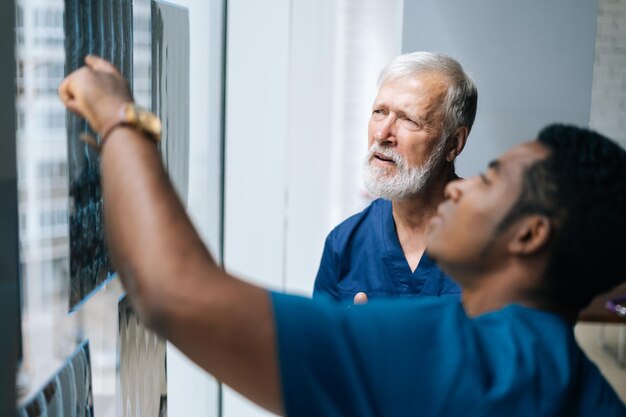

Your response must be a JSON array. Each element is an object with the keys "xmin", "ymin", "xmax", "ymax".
[
  {"xmin": 284, "ymin": 0, "xmax": 336, "ymax": 295},
  {"xmin": 223, "ymin": 0, "xmax": 337, "ymax": 414},
  {"xmin": 401, "ymin": 0, "xmax": 599, "ymax": 176},
  {"xmin": 223, "ymin": 0, "xmax": 291, "ymax": 415},
  {"xmin": 224, "ymin": 0, "xmax": 291, "ymax": 292}
]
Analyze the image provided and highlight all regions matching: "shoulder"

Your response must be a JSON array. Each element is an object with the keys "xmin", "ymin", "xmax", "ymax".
[
  {"xmin": 327, "ymin": 198, "xmax": 390, "ymax": 242},
  {"xmin": 315, "ymin": 199, "xmax": 390, "ymax": 299}
]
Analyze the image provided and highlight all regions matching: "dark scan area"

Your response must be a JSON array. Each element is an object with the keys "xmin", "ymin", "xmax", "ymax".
[{"xmin": 64, "ymin": 0, "xmax": 132, "ymax": 309}]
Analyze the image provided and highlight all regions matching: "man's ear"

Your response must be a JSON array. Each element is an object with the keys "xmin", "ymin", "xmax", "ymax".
[
  {"xmin": 446, "ymin": 127, "xmax": 469, "ymax": 162},
  {"xmin": 508, "ymin": 215, "xmax": 552, "ymax": 255}
]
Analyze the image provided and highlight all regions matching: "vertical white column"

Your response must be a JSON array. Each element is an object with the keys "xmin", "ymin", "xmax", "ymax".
[
  {"xmin": 166, "ymin": 0, "xmax": 221, "ymax": 416},
  {"xmin": 223, "ymin": 0, "xmax": 291, "ymax": 290},
  {"xmin": 283, "ymin": 0, "xmax": 336, "ymax": 296},
  {"xmin": 223, "ymin": 0, "xmax": 291, "ymax": 416}
]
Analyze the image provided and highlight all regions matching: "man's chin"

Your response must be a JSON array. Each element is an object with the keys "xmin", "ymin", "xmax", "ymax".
[
  {"xmin": 369, "ymin": 159, "xmax": 397, "ymax": 170},
  {"xmin": 366, "ymin": 164, "xmax": 397, "ymax": 178}
]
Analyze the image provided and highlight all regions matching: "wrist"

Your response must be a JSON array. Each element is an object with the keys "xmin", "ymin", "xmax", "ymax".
[
  {"xmin": 99, "ymin": 101, "xmax": 134, "ymax": 138},
  {"xmin": 99, "ymin": 102, "xmax": 162, "ymax": 149}
]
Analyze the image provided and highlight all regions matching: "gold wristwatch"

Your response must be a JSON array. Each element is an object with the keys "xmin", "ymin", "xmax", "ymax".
[
  {"xmin": 79, "ymin": 103, "xmax": 161, "ymax": 152},
  {"xmin": 101, "ymin": 102, "xmax": 162, "ymax": 145}
]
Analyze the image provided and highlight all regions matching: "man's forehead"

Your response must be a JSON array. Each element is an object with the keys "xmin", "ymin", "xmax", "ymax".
[
  {"xmin": 381, "ymin": 70, "xmax": 449, "ymax": 87},
  {"xmin": 374, "ymin": 72, "xmax": 449, "ymax": 115},
  {"xmin": 494, "ymin": 141, "xmax": 549, "ymax": 173},
  {"xmin": 378, "ymin": 72, "xmax": 448, "ymax": 96}
]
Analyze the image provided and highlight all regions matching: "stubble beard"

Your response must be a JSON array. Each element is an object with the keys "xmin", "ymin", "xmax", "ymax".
[{"xmin": 362, "ymin": 137, "xmax": 448, "ymax": 201}]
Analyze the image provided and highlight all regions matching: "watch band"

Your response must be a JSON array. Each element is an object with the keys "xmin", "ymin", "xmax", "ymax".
[
  {"xmin": 100, "ymin": 102, "xmax": 162, "ymax": 147},
  {"xmin": 78, "ymin": 102, "xmax": 162, "ymax": 153}
]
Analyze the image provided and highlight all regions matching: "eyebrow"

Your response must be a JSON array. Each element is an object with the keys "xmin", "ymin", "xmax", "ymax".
[
  {"xmin": 413, "ymin": 115, "xmax": 428, "ymax": 125},
  {"xmin": 396, "ymin": 110, "xmax": 427, "ymax": 125},
  {"xmin": 488, "ymin": 160, "xmax": 501, "ymax": 173}
]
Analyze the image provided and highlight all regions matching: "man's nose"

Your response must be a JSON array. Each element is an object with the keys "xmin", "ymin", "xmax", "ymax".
[{"xmin": 373, "ymin": 115, "xmax": 397, "ymax": 144}]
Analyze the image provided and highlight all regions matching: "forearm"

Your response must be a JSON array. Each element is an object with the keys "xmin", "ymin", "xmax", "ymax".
[
  {"xmin": 100, "ymin": 125, "xmax": 212, "ymax": 323},
  {"xmin": 100, "ymin": 127, "xmax": 282, "ymax": 413}
]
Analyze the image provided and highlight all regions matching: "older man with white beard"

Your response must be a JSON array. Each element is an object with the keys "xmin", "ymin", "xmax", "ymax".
[{"xmin": 313, "ymin": 52, "xmax": 478, "ymax": 303}]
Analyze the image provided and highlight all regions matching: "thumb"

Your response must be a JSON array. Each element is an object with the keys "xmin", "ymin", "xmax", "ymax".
[{"xmin": 353, "ymin": 292, "xmax": 368, "ymax": 305}]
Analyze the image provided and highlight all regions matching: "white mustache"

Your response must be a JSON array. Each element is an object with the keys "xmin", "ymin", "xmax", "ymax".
[{"xmin": 367, "ymin": 144, "xmax": 405, "ymax": 167}]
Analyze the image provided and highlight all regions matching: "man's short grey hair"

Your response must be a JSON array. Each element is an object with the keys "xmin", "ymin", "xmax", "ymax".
[{"xmin": 378, "ymin": 51, "xmax": 478, "ymax": 137}]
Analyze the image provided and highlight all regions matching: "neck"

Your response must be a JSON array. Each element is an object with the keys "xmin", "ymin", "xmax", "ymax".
[
  {"xmin": 390, "ymin": 166, "xmax": 457, "ymax": 271},
  {"xmin": 449, "ymin": 255, "xmax": 540, "ymax": 316},
  {"xmin": 461, "ymin": 277, "xmax": 534, "ymax": 317},
  {"xmin": 458, "ymin": 265, "xmax": 577, "ymax": 323},
  {"xmin": 392, "ymin": 165, "xmax": 457, "ymax": 233},
  {"xmin": 392, "ymin": 199, "xmax": 438, "ymax": 233}
]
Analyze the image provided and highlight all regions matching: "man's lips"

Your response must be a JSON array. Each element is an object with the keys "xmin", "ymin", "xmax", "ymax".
[{"xmin": 372, "ymin": 152, "xmax": 395, "ymax": 164}]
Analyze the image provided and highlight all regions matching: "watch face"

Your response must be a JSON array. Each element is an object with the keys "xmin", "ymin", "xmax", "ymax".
[
  {"xmin": 124, "ymin": 103, "xmax": 162, "ymax": 141},
  {"xmin": 138, "ymin": 111, "xmax": 162, "ymax": 139}
]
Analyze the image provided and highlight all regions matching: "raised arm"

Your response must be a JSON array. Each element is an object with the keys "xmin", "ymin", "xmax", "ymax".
[{"xmin": 58, "ymin": 56, "xmax": 282, "ymax": 414}]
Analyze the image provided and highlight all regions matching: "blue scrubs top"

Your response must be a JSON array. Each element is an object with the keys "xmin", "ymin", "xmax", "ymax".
[
  {"xmin": 272, "ymin": 293, "xmax": 626, "ymax": 417},
  {"xmin": 313, "ymin": 198, "xmax": 460, "ymax": 302}
]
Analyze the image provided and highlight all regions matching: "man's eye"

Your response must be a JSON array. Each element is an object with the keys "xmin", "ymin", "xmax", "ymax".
[
  {"xmin": 398, "ymin": 115, "xmax": 421, "ymax": 128},
  {"xmin": 479, "ymin": 173, "xmax": 491, "ymax": 185},
  {"xmin": 371, "ymin": 109, "xmax": 386, "ymax": 119}
]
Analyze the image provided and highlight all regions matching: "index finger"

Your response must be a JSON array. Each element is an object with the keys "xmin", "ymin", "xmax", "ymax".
[
  {"xmin": 354, "ymin": 292, "xmax": 368, "ymax": 305},
  {"xmin": 85, "ymin": 55, "xmax": 121, "ymax": 75},
  {"xmin": 57, "ymin": 71, "xmax": 75, "ymax": 105}
]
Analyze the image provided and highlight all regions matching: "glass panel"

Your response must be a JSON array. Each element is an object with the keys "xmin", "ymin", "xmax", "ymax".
[
  {"xmin": 16, "ymin": 0, "xmax": 68, "ymax": 313},
  {"xmin": 14, "ymin": 0, "xmax": 212, "ymax": 415},
  {"xmin": 15, "ymin": 2, "xmax": 75, "ymax": 402},
  {"xmin": 15, "ymin": 1, "xmax": 133, "ymax": 414}
]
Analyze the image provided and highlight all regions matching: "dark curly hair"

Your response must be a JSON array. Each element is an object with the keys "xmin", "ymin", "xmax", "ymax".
[{"xmin": 500, "ymin": 124, "xmax": 626, "ymax": 313}]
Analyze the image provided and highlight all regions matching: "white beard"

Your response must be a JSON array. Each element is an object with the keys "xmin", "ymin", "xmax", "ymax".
[{"xmin": 362, "ymin": 138, "xmax": 447, "ymax": 200}]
